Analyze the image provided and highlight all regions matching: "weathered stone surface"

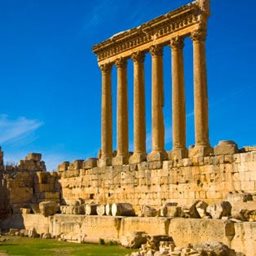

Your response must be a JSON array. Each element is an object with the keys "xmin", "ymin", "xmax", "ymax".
[
  {"xmin": 206, "ymin": 201, "xmax": 232, "ymax": 219},
  {"xmin": 39, "ymin": 201, "xmax": 58, "ymax": 217},
  {"xmin": 231, "ymin": 222, "xmax": 256, "ymax": 256},
  {"xmin": 83, "ymin": 158, "xmax": 98, "ymax": 170},
  {"xmin": 160, "ymin": 203, "xmax": 181, "ymax": 218},
  {"xmin": 169, "ymin": 219, "xmax": 235, "ymax": 248},
  {"xmin": 120, "ymin": 231, "xmax": 147, "ymax": 249},
  {"xmin": 214, "ymin": 140, "xmax": 238, "ymax": 156},
  {"xmin": 121, "ymin": 217, "xmax": 169, "ymax": 236},
  {"xmin": 141, "ymin": 205, "xmax": 158, "ymax": 217},
  {"xmin": 112, "ymin": 203, "xmax": 135, "ymax": 216}
]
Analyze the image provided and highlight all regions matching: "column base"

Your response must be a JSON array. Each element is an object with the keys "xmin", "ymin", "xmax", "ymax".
[
  {"xmin": 97, "ymin": 157, "xmax": 112, "ymax": 167},
  {"xmin": 129, "ymin": 152, "xmax": 147, "ymax": 164},
  {"xmin": 188, "ymin": 145, "xmax": 213, "ymax": 158},
  {"xmin": 147, "ymin": 150, "xmax": 167, "ymax": 162},
  {"xmin": 112, "ymin": 155, "xmax": 129, "ymax": 166},
  {"xmin": 168, "ymin": 148, "xmax": 188, "ymax": 160}
]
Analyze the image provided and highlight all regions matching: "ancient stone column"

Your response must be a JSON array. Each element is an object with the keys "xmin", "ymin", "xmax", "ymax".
[
  {"xmin": 190, "ymin": 28, "xmax": 212, "ymax": 157},
  {"xmin": 99, "ymin": 63, "xmax": 112, "ymax": 167},
  {"xmin": 169, "ymin": 37, "xmax": 187, "ymax": 160},
  {"xmin": 112, "ymin": 58, "xmax": 129, "ymax": 165},
  {"xmin": 147, "ymin": 45, "xmax": 167, "ymax": 162},
  {"xmin": 130, "ymin": 52, "xmax": 146, "ymax": 164}
]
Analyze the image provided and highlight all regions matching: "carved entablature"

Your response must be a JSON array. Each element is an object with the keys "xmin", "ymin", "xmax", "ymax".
[{"xmin": 93, "ymin": 1, "xmax": 209, "ymax": 64}]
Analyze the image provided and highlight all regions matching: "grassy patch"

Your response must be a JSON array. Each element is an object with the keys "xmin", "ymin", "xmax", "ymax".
[{"xmin": 0, "ymin": 236, "xmax": 133, "ymax": 256}]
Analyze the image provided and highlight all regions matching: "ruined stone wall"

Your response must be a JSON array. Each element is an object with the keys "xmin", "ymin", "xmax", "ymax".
[
  {"xmin": 0, "ymin": 153, "xmax": 60, "ymax": 216},
  {"xmin": 59, "ymin": 150, "xmax": 256, "ymax": 213}
]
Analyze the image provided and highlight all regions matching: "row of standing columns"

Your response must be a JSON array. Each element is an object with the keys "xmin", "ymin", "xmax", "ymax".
[{"xmin": 99, "ymin": 30, "xmax": 211, "ymax": 166}]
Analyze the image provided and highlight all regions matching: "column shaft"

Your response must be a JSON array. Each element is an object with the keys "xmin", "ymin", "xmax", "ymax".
[
  {"xmin": 99, "ymin": 64, "xmax": 112, "ymax": 166},
  {"xmin": 113, "ymin": 58, "xmax": 129, "ymax": 165},
  {"xmin": 147, "ymin": 45, "xmax": 166, "ymax": 161},
  {"xmin": 130, "ymin": 52, "xmax": 146, "ymax": 164},
  {"xmin": 170, "ymin": 37, "xmax": 187, "ymax": 159},
  {"xmin": 191, "ymin": 29, "xmax": 212, "ymax": 157}
]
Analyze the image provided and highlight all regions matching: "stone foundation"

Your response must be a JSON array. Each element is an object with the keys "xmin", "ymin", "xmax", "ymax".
[{"xmin": 59, "ymin": 150, "xmax": 256, "ymax": 212}]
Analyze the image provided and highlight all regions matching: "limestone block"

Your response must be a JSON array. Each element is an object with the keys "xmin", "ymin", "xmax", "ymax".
[
  {"xmin": 121, "ymin": 217, "xmax": 169, "ymax": 236},
  {"xmin": 71, "ymin": 160, "xmax": 84, "ymax": 170},
  {"xmin": 231, "ymin": 222, "xmax": 256, "ymax": 256},
  {"xmin": 141, "ymin": 205, "xmax": 158, "ymax": 217},
  {"xmin": 232, "ymin": 201, "xmax": 256, "ymax": 221},
  {"xmin": 23, "ymin": 214, "xmax": 50, "ymax": 235},
  {"xmin": 120, "ymin": 231, "xmax": 147, "ymax": 249},
  {"xmin": 195, "ymin": 200, "xmax": 208, "ymax": 218},
  {"xmin": 39, "ymin": 201, "xmax": 58, "ymax": 217},
  {"xmin": 25, "ymin": 153, "xmax": 42, "ymax": 162},
  {"xmin": 160, "ymin": 203, "xmax": 181, "ymax": 218},
  {"xmin": 81, "ymin": 216, "xmax": 121, "ymax": 243},
  {"xmin": 58, "ymin": 161, "xmax": 70, "ymax": 172},
  {"xmin": 206, "ymin": 201, "xmax": 232, "ymax": 219},
  {"xmin": 214, "ymin": 140, "xmax": 238, "ymax": 156},
  {"xmin": 169, "ymin": 218, "xmax": 235, "ymax": 248},
  {"xmin": 83, "ymin": 158, "xmax": 98, "ymax": 170},
  {"xmin": 112, "ymin": 203, "xmax": 135, "ymax": 216}
]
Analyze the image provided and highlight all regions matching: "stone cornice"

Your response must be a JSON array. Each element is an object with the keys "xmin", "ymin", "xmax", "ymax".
[{"xmin": 93, "ymin": 1, "xmax": 209, "ymax": 63}]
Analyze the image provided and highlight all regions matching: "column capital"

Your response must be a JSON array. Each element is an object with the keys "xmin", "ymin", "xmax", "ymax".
[
  {"xmin": 115, "ymin": 57, "xmax": 127, "ymax": 68},
  {"xmin": 131, "ymin": 51, "xmax": 145, "ymax": 63},
  {"xmin": 99, "ymin": 63, "xmax": 112, "ymax": 73},
  {"xmin": 170, "ymin": 37, "xmax": 184, "ymax": 49},
  {"xmin": 149, "ymin": 45, "xmax": 163, "ymax": 57},
  {"xmin": 191, "ymin": 28, "xmax": 207, "ymax": 42}
]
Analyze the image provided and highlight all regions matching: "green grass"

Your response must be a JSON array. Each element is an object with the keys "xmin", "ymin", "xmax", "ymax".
[{"xmin": 0, "ymin": 236, "xmax": 134, "ymax": 256}]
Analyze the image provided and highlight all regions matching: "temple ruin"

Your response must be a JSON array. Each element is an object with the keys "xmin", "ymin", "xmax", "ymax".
[
  {"xmin": 93, "ymin": 0, "xmax": 211, "ymax": 166},
  {"xmin": 0, "ymin": 1, "xmax": 256, "ymax": 255}
]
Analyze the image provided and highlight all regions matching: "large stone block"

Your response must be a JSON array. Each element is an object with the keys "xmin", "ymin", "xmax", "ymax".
[
  {"xmin": 81, "ymin": 216, "xmax": 122, "ymax": 242},
  {"xmin": 121, "ymin": 217, "xmax": 169, "ymax": 236},
  {"xmin": 214, "ymin": 140, "xmax": 238, "ymax": 156},
  {"xmin": 231, "ymin": 222, "xmax": 256, "ymax": 256},
  {"xmin": 169, "ymin": 218, "xmax": 235, "ymax": 247},
  {"xmin": 25, "ymin": 153, "xmax": 42, "ymax": 161}
]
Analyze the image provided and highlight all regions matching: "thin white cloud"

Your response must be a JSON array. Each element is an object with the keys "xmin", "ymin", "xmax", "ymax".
[{"xmin": 0, "ymin": 114, "xmax": 43, "ymax": 145}]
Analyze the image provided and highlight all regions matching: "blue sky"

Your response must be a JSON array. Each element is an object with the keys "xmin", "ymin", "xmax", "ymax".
[{"xmin": 0, "ymin": 0, "xmax": 255, "ymax": 170}]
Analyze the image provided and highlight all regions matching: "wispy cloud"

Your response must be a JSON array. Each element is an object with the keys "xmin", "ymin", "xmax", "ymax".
[{"xmin": 0, "ymin": 114, "xmax": 43, "ymax": 145}]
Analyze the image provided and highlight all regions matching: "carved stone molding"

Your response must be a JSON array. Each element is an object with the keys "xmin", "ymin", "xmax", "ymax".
[
  {"xmin": 115, "ymin": 58, "xmax": 127, "ymax": 68},
  {"xmin": 191, "ymin": 28, "xmax": 207, "ymax": 42},
  {"xmin": 170, "ymin": 37, "xmax": 184, "ymax": 49},
  {"xmin": 131, "ymin": 51, "xmax": 145, "ymax": 63},
  {"xmin": 93, "ymin": 1, "xmax": 208, "ymax": 62},
  {"xmin": 150, "ymin": 45, "xmax": 163, "ymax": 57},
  {"xmin": 99, "ymin": 63, "xmax": 112, "ymax": 73}
]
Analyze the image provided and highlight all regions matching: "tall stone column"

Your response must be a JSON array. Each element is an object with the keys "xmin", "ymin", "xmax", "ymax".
[
  {"xmin": 99, "ymin": 63, "xmax": 112, "ymax": 167},
  {"xmin": 190, "ymin": 28, "xmax": 212, "ymax": 157},
  {"xmin": 112, "ymin": 57, "xmax": 129, "ymax": 165},
  {"xmin": 130, "ymin": 51, "xmax": 146, "ymax": 164},
  {"xmin": 169, "ymin": 37, "xmax": 187, "ymax": 160},
  {"xmin": 147, "ymin": 45, "xmax": 167, "ymax": 162}
]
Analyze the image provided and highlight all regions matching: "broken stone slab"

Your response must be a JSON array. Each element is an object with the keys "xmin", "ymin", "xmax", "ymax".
[
  {"xmin": 195, "ymin": 201, "xmax": 208, "ymax": 218},
  {"xmin": 214, "ymin": 140, "xmax": 238, "ymax": 156},
  {"xmin": 120, "ymin": 231, "xmax": 148, "ymax": 249},
  {"xmin": 206, "ymin": 201, "xmax": 232, "ymax": 219},
  {"xmin": 141, "ymin": 205, "xmax": 158, "ymax": 217},
  {"xmin": 160, "ymin": 203, "xmax": 181, "ymax": 218},
  {"xmin": 193, "ymin": 241, "xmax": 236, "ymax": 256}
]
